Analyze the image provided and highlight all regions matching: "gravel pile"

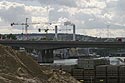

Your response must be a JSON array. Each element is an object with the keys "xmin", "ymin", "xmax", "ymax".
[{"xmin": 0, "ymin": 45, "xmax": 80, "ymax": 83}]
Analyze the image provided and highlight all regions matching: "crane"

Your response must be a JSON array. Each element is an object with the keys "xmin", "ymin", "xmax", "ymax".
[
  {"xmin": 38, "ymin": 21, "xmax": 72, "ymax": 41},
  {"xmin": 38, "ymin": 28, "xmax": 55, "ymax": 40},
  {"xmin": 11, "ymin": 18, "xmax": 40, "ymax": 40}
]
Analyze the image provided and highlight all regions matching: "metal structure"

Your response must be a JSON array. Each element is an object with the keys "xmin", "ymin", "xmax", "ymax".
[
  {"xmin": 38, "ymin": 26, "xmax": 54, "ymax": 40},
  {"xmin": 54, "ymin": 25, "xmax": 71, "ymax": 40},
  {"xmin": 11, "ymin": 18, "xmax": 40, "ymax": 40},
  {"xmin": 64, "ymin": 21, "xmax": 76, "ymax": 41},
  {"xmin": 38, "ymin": 22, "xmax": 71, "ymax": 40},
  {"xmin": 42, "ymin": 21, "xmax": 75, "ymax": 41},
  {"xmin": 11, "ymin": 18, "xmax": 76, "ymax": 40}
]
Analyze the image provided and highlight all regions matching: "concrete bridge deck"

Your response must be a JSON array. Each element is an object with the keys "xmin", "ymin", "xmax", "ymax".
[
  {"xmin": 0, "ymin": 40, "xmax": 125, "ymax": 49},
  {"xmin": 0, "ymin": 40, "xmax": 125, "ymax": 63}
]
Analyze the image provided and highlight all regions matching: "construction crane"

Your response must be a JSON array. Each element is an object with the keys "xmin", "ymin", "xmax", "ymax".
[
  {"xmin": 38, "ymin": 23, "xmax": 55, "ymax": 40},
  {"xmin": 11, "ymin": 18, "xmax": 40, "ymax": 40},
  {"xmin": 38, "ymin": 28, "xmax": 54, "ymax": 34},
  {"xmin": 38, "ymin": 22, "xmax": 72, "ymax": 40}
]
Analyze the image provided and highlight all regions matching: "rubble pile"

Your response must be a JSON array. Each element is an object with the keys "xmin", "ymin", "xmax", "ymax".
[{"xmin": 0, "ymin": 45, "xmax": 80, "ymax": 83}]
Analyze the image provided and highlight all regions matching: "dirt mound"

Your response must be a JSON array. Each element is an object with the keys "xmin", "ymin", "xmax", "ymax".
[{"xmin": 0, "ymin": 45, "xmax": 80, "ymax": 83}]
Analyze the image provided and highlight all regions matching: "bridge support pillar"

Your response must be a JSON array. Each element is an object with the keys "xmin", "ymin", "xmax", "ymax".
[
  {"xmin": 38, "ymin": 49, "xmax": 54, "ymax": 63},
  {"xmin": 25, "ymin": 48, "xmax": 33, "ymax": 53}
]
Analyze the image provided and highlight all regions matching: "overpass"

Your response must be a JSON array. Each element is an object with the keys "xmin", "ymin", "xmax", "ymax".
[
  {"xmin": 0, "ymin": 40, "xmax": 125, "ymax": 63},
  {"xmin": 0, "ymin": 40, "xmax": 125, "ymax": 49}
]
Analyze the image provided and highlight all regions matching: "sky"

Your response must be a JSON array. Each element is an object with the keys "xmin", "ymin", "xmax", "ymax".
[{"xmin": 0, "ymin": 0, "xmax": 125, "ymax": 38}]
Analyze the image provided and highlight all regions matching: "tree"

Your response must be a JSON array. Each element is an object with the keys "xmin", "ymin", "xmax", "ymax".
[{"xmin": 6, "ymin": 34, "xmax": 17, "ymax": 40}]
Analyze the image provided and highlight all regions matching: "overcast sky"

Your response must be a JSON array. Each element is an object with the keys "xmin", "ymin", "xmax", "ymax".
[{"xmin": 0, "ymin": 0, "xmax": 125, "ymax": 38}]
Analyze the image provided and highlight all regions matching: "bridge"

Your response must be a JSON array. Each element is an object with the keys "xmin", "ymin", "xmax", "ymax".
[
  {"xmin": 0, "ymin": 40, "xmax": 125, "ymax": 63},
  {"xmin": 0, "ymin": 40, "xmax": 125, "ymax": 49}
]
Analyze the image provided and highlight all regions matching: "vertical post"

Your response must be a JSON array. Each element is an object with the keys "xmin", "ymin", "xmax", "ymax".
[
  {"xmin": 25, "ymin": 18, "xmax": 28, "ymax": 40},
  {"xmin": 38, "ymin": 49, "xmax": 54, "ymax": 63},
  {"xmin": 49, "ymin": 49, "xmax": 54, "ymax": 63},
  {"xmin": 55, "ymin": 25, "xmax": 58, "ymax": 40},
  {"xmin": 38, "ymin": 50, "xmax": 45, "ymax": 63},
  {"xmin": 73, "ymin": 24, "xmax": 76, "ymax": 41}
]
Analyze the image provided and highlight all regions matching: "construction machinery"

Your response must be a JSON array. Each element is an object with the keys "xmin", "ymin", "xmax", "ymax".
[
  {"xmin": 11, "ymin": 19, "xmax": 76, "ymax": 41},
  {"xmin": 38, "ymin": 22, "xmax": 71, "ymax": 40},
  {"xmin": 11, "ymin": 18, "xmax": 40, "ymax": 40}
]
